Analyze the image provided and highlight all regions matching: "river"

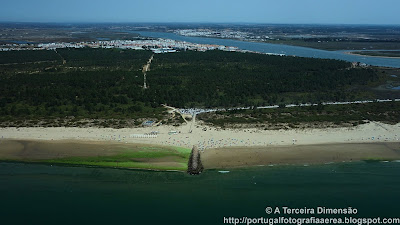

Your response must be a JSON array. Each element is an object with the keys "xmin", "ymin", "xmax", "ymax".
[{"xmin": 131, "ymin": 31, "xmax": 400, "ymax": 68}]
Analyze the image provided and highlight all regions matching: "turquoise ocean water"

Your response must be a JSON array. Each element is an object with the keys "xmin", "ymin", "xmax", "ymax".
[{"xmin": 1, "ymin": 161, "xmax": 400, "ymax": 225}]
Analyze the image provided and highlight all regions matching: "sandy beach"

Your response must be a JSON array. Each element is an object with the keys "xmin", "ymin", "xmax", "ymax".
[
  {"xmin": 1, "ymin": 122, "xmax": 399, "ymax": 168},
  {"xmin": 1, "ymin": 121, "xmax": 399, "ymax": 148}
]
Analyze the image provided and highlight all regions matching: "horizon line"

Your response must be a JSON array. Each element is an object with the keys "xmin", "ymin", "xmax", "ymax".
[{"xmin": 0, "ymin": 21, "xmax": 400, "ymax": 26}]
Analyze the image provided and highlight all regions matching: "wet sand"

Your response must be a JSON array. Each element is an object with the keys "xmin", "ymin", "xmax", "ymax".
[
  {"xmin": 0, "ymin": 139, "xmax": 142, "ymax": 160},
  {"xmin": 0, "ymin": 139, "xmax": 187, "ymax": 170},
  {"xmin": 1, "ymin": 139, "xmax": 400, "ymax": 170},
  {"xmin": 201, "ymin": 142, "xmax": 400, "ymax": 169}
]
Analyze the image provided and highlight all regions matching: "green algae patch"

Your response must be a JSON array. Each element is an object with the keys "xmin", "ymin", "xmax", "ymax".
[
  {"xmin": 0, "ymin": 140, "xmax": 191, "ymax": 171},
  {"xmin": 41, "ymin": 147, "xmax": 191, "ymax": 171}
]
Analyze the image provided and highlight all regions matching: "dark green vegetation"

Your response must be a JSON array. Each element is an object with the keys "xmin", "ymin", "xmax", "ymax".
[
  {"xmin": 0, "ymin": 50, "xmax": 60, "ymax": 64},
  {"xmin": 198, "ymin": 101, "xmax": 400, "ymax": 128},
  {"xmin": 0, "ymin": 48, "xmax": 167, "ymax": 127},
  {"xmin": 372, "ymin": 67, "xmax": 400, "ymax": 93},
  {"xmin": 0, "ymin": 48, "xmax": 398, "ymax": 127},
  {"xmin": 351, "ymin": 51, "xmax": 400, "ymax": 58},
  {"xmin": 59, "ymin": 48, "xmax": 149, "ymax": 67},
  {"xmin": 147, "ymin": 50, "xmax": 384, "ymax": 108}
]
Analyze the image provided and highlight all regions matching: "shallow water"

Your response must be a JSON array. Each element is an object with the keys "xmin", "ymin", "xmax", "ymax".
[{"xmin": 1, "ymin": 161, "xmax": 400, "ymax": 224}]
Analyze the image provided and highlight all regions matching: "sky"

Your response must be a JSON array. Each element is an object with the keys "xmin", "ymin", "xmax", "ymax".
[{"xmin": 1, "ymin": 0, "xmax": 399, "ymax": 25}]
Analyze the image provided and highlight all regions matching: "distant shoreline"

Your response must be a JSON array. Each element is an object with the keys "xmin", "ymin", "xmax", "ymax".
[{"xmin": 344, "ymin": 51, "xmax": 400, "ymax": 59}]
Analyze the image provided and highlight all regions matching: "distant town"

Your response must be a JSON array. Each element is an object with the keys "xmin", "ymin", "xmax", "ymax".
[
  {"xmin": 175, "ymin": 29, "xmax": 271, "ymax": 42},
  {"xmin": 0, "ymin": 38, "xmax": 240, "ymax": 53},
  {"xmin": 0, "ymin": 37, "xmax": 290, "ymax": 57}
]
